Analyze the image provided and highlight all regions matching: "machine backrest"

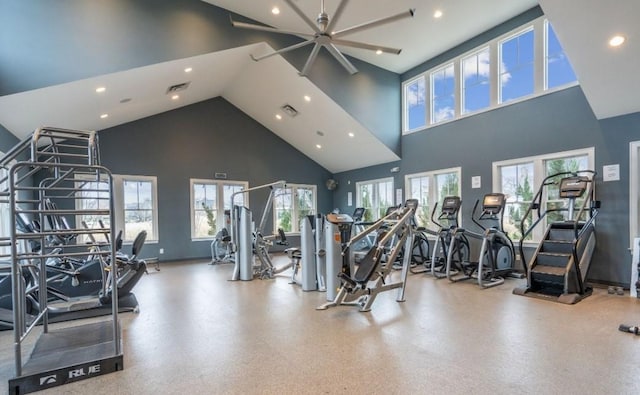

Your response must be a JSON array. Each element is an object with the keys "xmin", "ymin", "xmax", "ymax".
[
  {"xmin": 131, "ymin": 230, "xmax": 147, "ymax": 258},
  {"xmin": 559, "ymin": 176, "xmax": 588, "ymax": 199}
]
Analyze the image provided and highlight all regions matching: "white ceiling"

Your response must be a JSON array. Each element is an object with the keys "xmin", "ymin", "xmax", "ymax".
[
  {"xmin": 1, "ymin": 0, "xmax": 639, "ymax": 175},
  {"xmin": 537, "ymin": 0, "xmax": 640, "ymax": 120}
]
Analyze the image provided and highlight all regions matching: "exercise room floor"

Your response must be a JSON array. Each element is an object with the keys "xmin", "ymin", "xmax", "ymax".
[{"xmin": 1, "ymin": 256, "xmax": 639, "ymax": 394}]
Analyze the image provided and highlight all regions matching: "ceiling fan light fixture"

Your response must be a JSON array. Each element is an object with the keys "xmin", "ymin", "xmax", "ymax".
[{"xmin": 231, "ymin": 0, "xmax": 415, "ymax": 76}]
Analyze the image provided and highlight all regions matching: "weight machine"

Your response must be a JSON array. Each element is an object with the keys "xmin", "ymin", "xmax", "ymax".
[{"xmin": 317, "ymin": 201, "xmax": 417, "ymax": 312}]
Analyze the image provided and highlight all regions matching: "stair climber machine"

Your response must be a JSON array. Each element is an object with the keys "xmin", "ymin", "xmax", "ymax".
[
  {"xmin": 317, "ymin": 200, "xmax": 417, "ymax": 312},
  {"xmin": 411, "ymin": 196, "xmax": 462, "ymax": 276},
  {"xmin": 513, "ymin": 171, "xmax": 600, "ymax": 304},
  {"xmin": 446, "ymin": 193, "xmax": 519, "ymax": 288}
]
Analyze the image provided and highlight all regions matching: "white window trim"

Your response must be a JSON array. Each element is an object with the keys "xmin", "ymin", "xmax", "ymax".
[
  {"xmin": 402, "ymin": 16, "xmax": 579, "ymax": 135},
  {"xmin": 404, "ymin": 166, "xmax": 462, "ymax": 231},
  {"xmin": 430, "ymin": 62, "xmax": 456, "ymax": 125},
  {"xmin": 272, "ymin": 183, "xmax": 317, "ymax": 235},
  {"xmin": 497, "ymin": 25, "xmax": 535, "ymax": 105},
  {"xmin": 460, "ymin": 46, "xmax": 491, "ymax": 116},
  {"xmin": 492, "ymin": 147, "xmax": 595, "ymax": 244},
  {"xmin": 630, "ymin": 141, "xmax": 640, "ymax": 250},
  {"xmin": 402, "ymin": 75, "xmax": 427, "ymax": 133},
  {"xmin": 355, "ymin": 177, "xmax": 395, "ymax": 221},
  {"xmin": 75, "ymin": 173, "xmax": 159, "ymax": 244},
  {"xmin": 115, "ymin": 174, "xmax": 159, "ymax": 243},
  {"xmin": 190, "ymin": 178, "xmax": 248, "ymax": 241}
]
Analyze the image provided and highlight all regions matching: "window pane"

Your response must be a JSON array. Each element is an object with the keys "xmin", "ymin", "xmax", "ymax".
[
  {"xmin": 436, "ymin": 172, "xmax": 459, "ymax": 200},
  {"xmin": 406, "ymin": 76, "xmax": 426, "ymax": 130},
  {"xmin": 378, "ymin": 181, "xmax": 394, "ymax": 218},
  {"xmin": 274, "ymin": 188, "xmax": 292, "ymax": 232},
  {"xmin": 193, "ymin": 211, "xmax": 211, "ymax": 238},
  {"xmin": 500, "ymin": 29, "xmax": 534, "ymax": 103},
  {"xmin": 462, "ymin": 48, "xmax": 490, "ymax": 114},
  {"xmin": 359, "ymin": 184, "xmax": 374, "ymax": 222},
  {"xmin": 544, "ymin": 155, "xmax": 589, "ymax": 222},
  {"xmin": 546, "ymin": 23, "xmax": 577, "ymax": 89},
  {"xmin": 431, "ymin": 64, "xmax": 455, "ymax": 123},
  {"xmin": 500, "ymin": 163, "xmax": 534, "ymax": 240},
  {"xmin": 124, "ymin": 180, "xmax": 154, "ymax": 241},
  {"xmin": 224, "ymin": 184, "xmax": 244, "ymax": 209},
  {"xmin": 77, "ymin": 180, "xmax": 110, "ymax": 243},
  {"xmin": 409, "ymin": 176, "xmax": 430, "ymax": 228},
  {"xmin": 296, "ymin": 188, "xmax": 314, "ymax": 220}
]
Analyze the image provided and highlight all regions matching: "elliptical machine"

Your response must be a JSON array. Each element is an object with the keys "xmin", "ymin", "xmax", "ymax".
[
  {"xmin": 428, "ymin": 196, "xmax": 468, "ymax": 278},
  {"xmin": 446, "ymin": 193, "xmax": 517, "ymax": 288}
]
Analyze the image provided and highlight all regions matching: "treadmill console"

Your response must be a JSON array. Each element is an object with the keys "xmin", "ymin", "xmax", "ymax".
[
  {"xmin": 482, "ymin": 193, "xmax": 506, "ymax": 215},
  {"xmin": 441, "ymin": 196, "xmax": 461, "ymax": 214}
]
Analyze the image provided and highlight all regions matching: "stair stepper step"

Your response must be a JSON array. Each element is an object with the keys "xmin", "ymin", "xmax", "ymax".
[
  {"xmin": 532, "ymin": 264, "xmax": 567, "ymax": 277},
  {"xmin": 542, "ymin": 240, "xmax": 573, "ymax": 254},
  {"xmin": 536, "ymin": 251, "xmax": 572, "ymax": 268}
]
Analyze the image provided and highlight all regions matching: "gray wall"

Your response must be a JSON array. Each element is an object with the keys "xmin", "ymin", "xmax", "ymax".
[
  {"xmin": 97, "ymin": 97, "xmax": 333, "ymax": 261},
  {"xmin": 0, "ymin": 0, "xmax": 401, "ymax": 155},
  {"xmin": 0, "ymin": 124, "xmax": 19, "ymax": 153},
  {"xmin": 332, "ymin": 86, "xmax": 640, "ymax": 286}
]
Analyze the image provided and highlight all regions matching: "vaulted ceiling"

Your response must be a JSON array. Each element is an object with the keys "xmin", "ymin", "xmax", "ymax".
[{"xmin": 0, "ymin": 1, "xmax": 638, "ymax": 172}]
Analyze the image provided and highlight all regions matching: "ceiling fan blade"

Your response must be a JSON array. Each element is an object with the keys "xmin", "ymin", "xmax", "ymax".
[
  {"xmin": 231, "ymin": 18, "xmax": 315, "ymax": 38},
  {"xmin": 325, "ymin": 0, "xmax": 349, "ymax": 34},
  {"xmin": 284, "ymin": 0, "xmax": 322, "ymax": 34},
  {"xmin": 251, "ymin": 39, "xmax": 316, "ymax": 62},
  {"xmin": 299, "ymin": 43, "xmax": 322, "ymax": 77},
  {"xmin": 324, "ymin": 43, "xmax": 358, "ymax": 75},
  {"xmin": 332, "ymin": 9, "xmax": 415, "ymax": 38},
  {"xmin": 332, "ymin": 38, "xmax": 402, "ymax": 55}
]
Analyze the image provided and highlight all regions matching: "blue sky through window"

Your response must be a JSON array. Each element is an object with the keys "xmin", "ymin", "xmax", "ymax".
[
  {"xmin": 500, "ymin": 29, "xmax": 534, "ymax": 103},
  {"xmin": 403, "ymin": 19, "xmax": 578, "ymax": 132},
  {"xmin": 547, "ymin": 23, "xmax": 577, "ymax": 89},
  {"xmin": 432, "ymin": 64, "xmax": 455, "ymax": 123},
  {"xmin": 463, "ymin": 48, "xmax": 490, "ymax": 113},
  {"xmin": 406, "ymin": 77, "xmax": 426, "ymax": 130}
]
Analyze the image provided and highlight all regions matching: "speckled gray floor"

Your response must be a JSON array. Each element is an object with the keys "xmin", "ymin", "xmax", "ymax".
[{"xmin": 2, "ymin": 257, "xmax": 640, "ymax": 394}]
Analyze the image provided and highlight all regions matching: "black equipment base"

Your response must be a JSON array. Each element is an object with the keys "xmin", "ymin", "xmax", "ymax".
[{"xmin": 8, "ymin": 321, "xmax": 123, "ymax": 394}]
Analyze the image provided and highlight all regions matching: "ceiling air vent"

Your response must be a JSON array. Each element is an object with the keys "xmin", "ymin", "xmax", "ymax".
[
  {"xmin": 166, "ymin": 82, "xmax": 191, "ymax": 94},
  {"xmin": 281, "ymin": 104, "xmax": 298, "ymax": 117}
]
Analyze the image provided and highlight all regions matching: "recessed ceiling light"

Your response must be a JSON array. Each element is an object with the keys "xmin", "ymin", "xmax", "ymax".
[
  {"xmin": 316, "ymin": 144, "xmax": 322, "ymax": 149},
  {"xmin": 348, "ymin": 132, "xmax": 355, "ymax": 138},
  {"xmin": 433, "ymin": 10, "xmax": 443, "ymax": 18},
  {"xmin": 171, "ymin": 94, "xmax": 180, "ymax": 100},
  {"xmin": 275, "ymin": 114, "xmax": 282, "ymax": 120},
  {"xmin": 100, "ymin": 113, "xmax": 108, "ymax": 119},
  {"xmin": 272, "ymin": 7, "xmax": 280, "ymax": 15},
  {"xmin": 609, "ymin": 35, "xmax": 626, "ymax": 47},
  {"xmin": 304, "ymin": 95, "xmax": 311, "ymax": 102},
  {"xmin": 184, "ymin": 67, "xmax": 193, "ymax": 73},
  {"xmin": 375, "ymin": 49, "xmax": 383, "ymax": 55},
  {"xmin": 96, "ymin": 87, "xmax": 106, "ymax": 93}
]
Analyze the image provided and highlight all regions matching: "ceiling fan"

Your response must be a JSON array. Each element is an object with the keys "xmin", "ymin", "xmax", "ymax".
[{"xmin": 230, "ymin": 0, "xmax": 415, "ymax": 76}]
